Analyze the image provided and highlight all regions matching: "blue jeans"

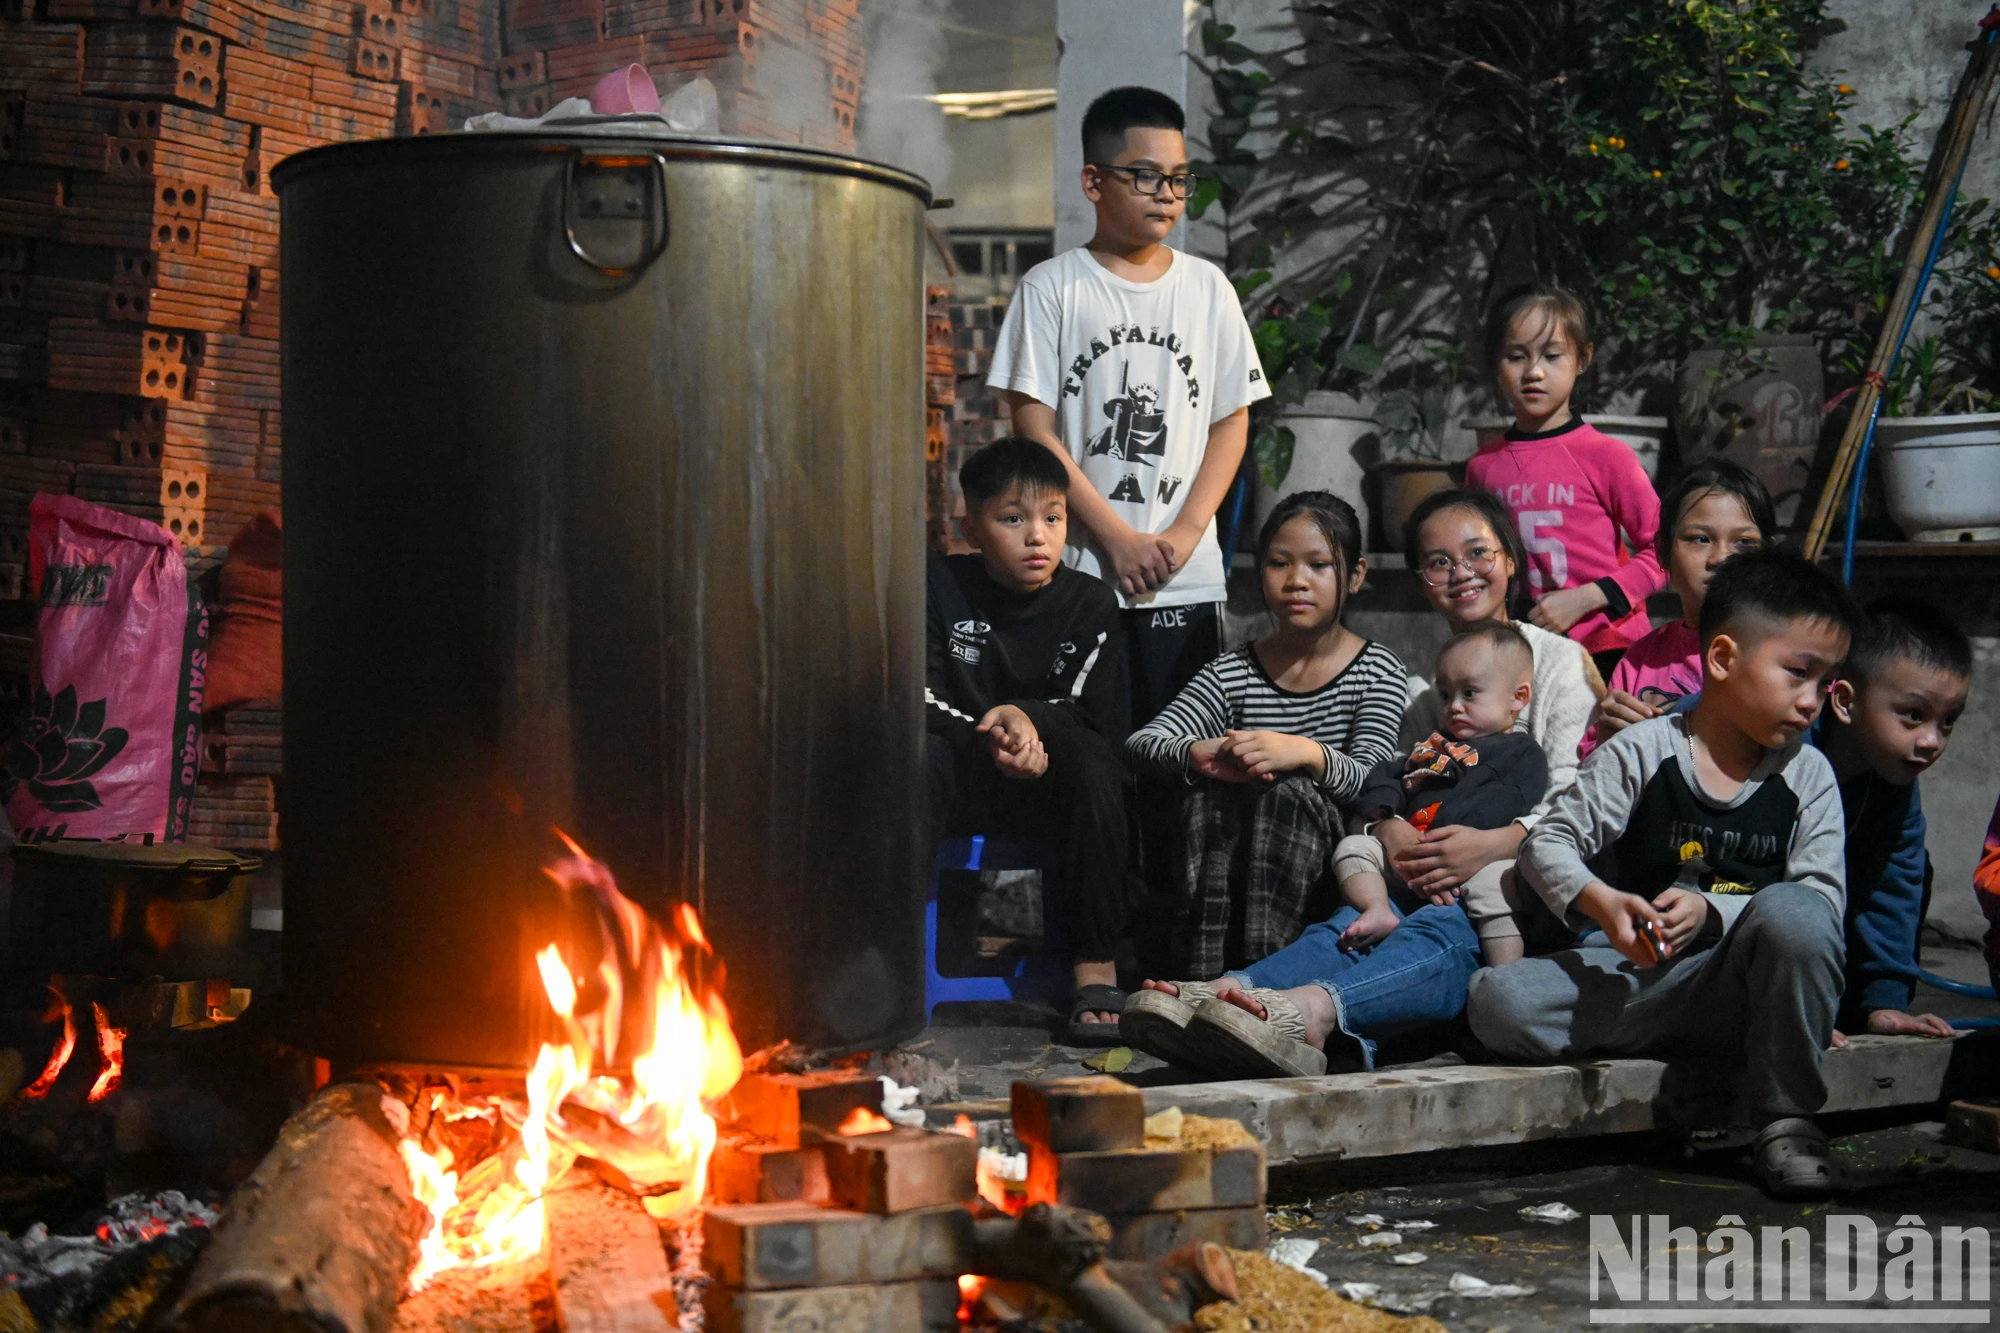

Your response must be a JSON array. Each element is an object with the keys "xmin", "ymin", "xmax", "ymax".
[{"xmin": 1229, "ymin": 900, "xmax": 1483, "ymax": 1070}]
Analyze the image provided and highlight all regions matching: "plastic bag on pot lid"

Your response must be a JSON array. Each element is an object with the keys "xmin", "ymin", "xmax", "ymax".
[{"xmin": 3, "ymin": 494, "xmax": 207, "ymax": 842}]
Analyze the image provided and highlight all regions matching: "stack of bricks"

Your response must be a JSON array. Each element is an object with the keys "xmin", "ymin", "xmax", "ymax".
[
  {"xmin": 934, "ymin": 290, "xmax": 1012, "ymax": 544},
  {"xmin": 703, "ymin": 1067, "xmax": 974, "ymax": 1332},
  {"xmin": 498, "ymin": 0, "xmax": 863, "ymax": 150},
  {"xmin": 923, "ymin": 283, "xmax": 950, "ymax": 552},
  {"xmin": 190, "ymin": 696, "xmax": 278, "ymax": 847},
  {"xmin": 1013, "ymin": 1076, "xmax": 1268, "ymax": 1261},
  {"xmin": 0, "ymin": 0, "xmax": 502, "ymax": 739},
  {"xmin": 0, "ymin": 0, "xmax": 503, "ymax": 622}
]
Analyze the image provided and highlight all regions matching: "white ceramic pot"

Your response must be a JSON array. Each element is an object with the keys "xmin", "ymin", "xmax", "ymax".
[
  {"xmin": 1462, "ymin": 415, "xmax": 1667, "ymax": 478},
  {"xmin": 1252, "ymin": 391, "xmax": 1376, "ymax": 546},
  {"xmin": 1875, "ymin": 412, "xmax": 2000, "ymax": 542}
]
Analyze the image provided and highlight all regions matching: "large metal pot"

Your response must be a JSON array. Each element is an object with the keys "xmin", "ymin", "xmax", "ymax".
[
  {"xmin": 275, "ymin": 124, "xmax": 930, "ymax": 1069},
  {"xmin": 7, "ymin": 841, "xmax": 261, "ymax": 987}
]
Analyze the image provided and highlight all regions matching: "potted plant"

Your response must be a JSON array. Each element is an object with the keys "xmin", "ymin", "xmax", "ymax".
[{"xmin": 1865, "ymin": 203, "xmax": 2000, "ymax": 540}]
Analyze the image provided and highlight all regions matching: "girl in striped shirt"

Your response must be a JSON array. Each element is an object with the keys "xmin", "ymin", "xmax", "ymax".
[{"xmin": 1127, "ymin": 492, "xmax": 1407, "ymax": 978}]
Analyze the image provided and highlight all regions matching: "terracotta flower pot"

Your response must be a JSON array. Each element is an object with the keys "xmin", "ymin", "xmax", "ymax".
[{"xmin": 1368, "ymin": 459, "xmax": 1457, "ymax": 553}]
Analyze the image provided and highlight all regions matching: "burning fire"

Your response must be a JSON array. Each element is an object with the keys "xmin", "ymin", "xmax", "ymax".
[
  {"xmin": 87, "ymin": 1003, "xmax": 126, "ymax": 1102},
  {"xmin": 19, "ymin": 991, "xmax": 76, "ymax": 1101},
  {"xmin": 398, "ymin": 834, "xmax": 743, "ymax": 1291},
  {"xmin": 19, "ymin": 990, "xmax": 124, "ymax": 1103}
]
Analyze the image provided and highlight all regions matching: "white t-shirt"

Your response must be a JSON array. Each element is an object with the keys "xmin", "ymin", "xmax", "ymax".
[{"xmin": 987, "ymin": 247, "xmax": 1271, "ymax": 609}]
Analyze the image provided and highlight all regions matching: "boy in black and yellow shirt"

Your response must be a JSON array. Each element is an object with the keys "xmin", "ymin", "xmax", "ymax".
[{"xmin": 1468, "ymin": 549, "xmax": 1858, "ymax": 1199}]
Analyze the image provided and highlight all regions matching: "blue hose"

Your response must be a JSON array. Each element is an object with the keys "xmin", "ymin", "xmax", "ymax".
[{"xmin": 1840, "ymin": 21, "xmax": 2000, "ymax": 584}]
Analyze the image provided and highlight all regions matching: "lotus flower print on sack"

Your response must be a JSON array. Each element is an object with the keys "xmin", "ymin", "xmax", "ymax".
[{"xmin": 1, "ymin": 683, "xmax": 130, "ymax": 813}]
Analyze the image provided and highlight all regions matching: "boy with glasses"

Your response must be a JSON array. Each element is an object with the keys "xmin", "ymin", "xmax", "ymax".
[{"xmin": 989, "ymin": 85, "xmax": 1271, "ymax": 728}]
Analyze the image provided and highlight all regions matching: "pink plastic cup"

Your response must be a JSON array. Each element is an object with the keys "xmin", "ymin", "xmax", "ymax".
[{"xmin": 589, "ymin": 63, "xmax": 661, "ymax": 115}]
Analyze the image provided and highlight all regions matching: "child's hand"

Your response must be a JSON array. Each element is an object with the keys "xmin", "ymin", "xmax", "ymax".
[
  {"xmin": 1593, "ymin": 689, "xmax": 1659, "ymax": 740},
  {"xmin": 1650, "ymin": 887, "xmax": 1709, "ymax": 952},
  {"xmin": 993, "ymin": 737, "xmax": 1048, "ymax": 780},
  {"xmin": 1189, "ymin": 737, "xmax": 1253, "ymax": 783},
  {"xmin": 1578, "ymin": 881, "xmax": 1668, "ymax": 968},
  {"xmin": 1102, "ymin": 524, "xmax": 1177, "ymax": 597},
  {"xmin": 978, "ymin": 705, "xmax": 1044, "ymax": 779},
  {"xmin": 1860, "ymin": 1008, "xmax": 1956, "ymax": 1039},
  {"xmin": 1528, "ymin": 584, "xmax": 1608, "ymax": 635},
  {"xmin": 1219, "ymin": 729, "xmax": 1323, "ymax": 781}
]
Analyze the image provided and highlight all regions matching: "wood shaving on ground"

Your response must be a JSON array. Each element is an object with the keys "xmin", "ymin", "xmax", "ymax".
[
  {"xmin": 1195, "ymin": 1250, "xmax": 1449, "ymax": 1333},
  {"xmin": 1144, "ymin": 1110, "xmax": 1259, "ymax": 1152}
]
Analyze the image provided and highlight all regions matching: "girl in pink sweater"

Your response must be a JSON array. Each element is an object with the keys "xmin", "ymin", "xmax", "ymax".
[
  {"xmin": 1465, "ymin": 287, "xmax": 1667, "ymax": 678},
  {"xmin": 1579, "ymin": 457, "xmax": 1775, "ymax": 756}
]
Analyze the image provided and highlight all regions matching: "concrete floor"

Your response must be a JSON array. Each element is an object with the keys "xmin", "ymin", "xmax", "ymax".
[{"xmin": 905, "ymin": 942, "xmax": 2000, "ymax": 1330}]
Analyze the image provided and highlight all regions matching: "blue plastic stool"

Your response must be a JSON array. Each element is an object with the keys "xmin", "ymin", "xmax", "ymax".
[{"xmin": 923, "ymin": 834, "xmax": 1069, "ymax": 1020}]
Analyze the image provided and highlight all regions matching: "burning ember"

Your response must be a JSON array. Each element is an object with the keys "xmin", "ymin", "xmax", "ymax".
[
  {"xmin": 836, "ymin": 1106, "xmax": 895, "ymax": 1136},
  {"xmin": 399, "ymin": 834, "xmax": 743, "ymax": 1290}
]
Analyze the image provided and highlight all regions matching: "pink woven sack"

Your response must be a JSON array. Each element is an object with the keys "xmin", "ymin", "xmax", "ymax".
[{"xmin": 4, "ymin": 494, "xmax": 208, "ymax": 842}]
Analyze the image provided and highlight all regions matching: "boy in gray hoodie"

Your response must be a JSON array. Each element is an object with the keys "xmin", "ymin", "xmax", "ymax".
[{"xmin": 1467, "ymin": 549, "xmax": 1856, "ymax": 1199}]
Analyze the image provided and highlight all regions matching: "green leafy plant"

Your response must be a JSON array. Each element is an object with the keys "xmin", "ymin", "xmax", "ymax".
[{"xmin": 1537, "ymin": 0, "xmax": 1921, "ymax": 384}]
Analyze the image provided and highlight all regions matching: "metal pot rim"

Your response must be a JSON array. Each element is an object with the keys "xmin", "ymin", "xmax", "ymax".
[
  {"xmin": 271, "ymin": 126, "xmax": 934, "ymax": 206},
  {"xmin": 11, "ymin": 840, "xmax": 263, "ymax": 873}
]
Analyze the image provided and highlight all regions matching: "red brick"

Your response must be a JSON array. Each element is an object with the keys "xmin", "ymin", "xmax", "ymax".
[{"xmin": 1010, "ymin": 1076, "xmax": 1144, "ymax": 1155}]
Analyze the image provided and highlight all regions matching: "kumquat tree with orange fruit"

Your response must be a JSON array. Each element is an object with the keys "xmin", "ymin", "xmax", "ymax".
[{"xmin": 1536, "ymin": 0, "xmax": 1922, "ymax": 383}]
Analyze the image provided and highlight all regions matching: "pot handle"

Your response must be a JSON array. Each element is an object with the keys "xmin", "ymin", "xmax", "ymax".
[{"xmin": 563, "ymin": 150, "xmax": 670, "ymax": 277}]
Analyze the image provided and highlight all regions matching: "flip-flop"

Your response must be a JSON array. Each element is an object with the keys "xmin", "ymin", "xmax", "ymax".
[
  {"xmin": 1118, "ymin": 981, "xmax": 1236, "ymax": 1069},
  {"xmin": 1753, "ymin": 1117, "xmax": 1835, "ymax": 1199},
  {"xmin": 1064, "ymin": 984, "xmax": 1130, "ymax": 1048},
  {"xmin": 1181, "ymin": 993, "xmax": 1328, "ymax": 1079}
]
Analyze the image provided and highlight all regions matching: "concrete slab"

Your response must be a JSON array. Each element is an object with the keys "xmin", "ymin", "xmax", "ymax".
[{"xmin": 1135, "ymin": 1034, "xmax": 1969, "ymax": 1167}]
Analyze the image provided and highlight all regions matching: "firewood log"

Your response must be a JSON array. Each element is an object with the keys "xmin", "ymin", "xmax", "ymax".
[{"xmin": 162, "ymin": 1082, "xmax": 429, "ymax": 1333}]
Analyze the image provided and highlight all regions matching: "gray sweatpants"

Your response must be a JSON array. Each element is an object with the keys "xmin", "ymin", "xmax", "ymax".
[{"xmin": 1465, "ymin": 882, "xmax": 1844, "ymax": 1127}]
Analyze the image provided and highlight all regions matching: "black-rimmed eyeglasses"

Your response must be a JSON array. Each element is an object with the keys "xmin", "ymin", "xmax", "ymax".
[{"xmin": 1089, "ymin": 164, "xmax": 1201, "ymax": 199}]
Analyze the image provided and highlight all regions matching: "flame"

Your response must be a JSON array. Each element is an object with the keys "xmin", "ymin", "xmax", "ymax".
[
  {"xmin": 396, "ymin": 836, "xmax": 742, "ymax": 1290},
  {"xmin": 837, "ymin": 1106, "xmax": 894, "ymax": 1136},
  {"xmin": 20, "ymin": 991, "xmax": 76, "ymax": 1101},
  {"xmin": 957, "ymin": 1274, "xmax": 988, "ymax": 1324},
  {"xmin": 87, "ymin": 1004, "xmax": 126, "ymax": 1102}
]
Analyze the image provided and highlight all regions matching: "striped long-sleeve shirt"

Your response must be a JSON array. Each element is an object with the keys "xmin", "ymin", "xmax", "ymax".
[{"xmin": 1126, "ymin": 639, "xmax": 1408, "ymax": 800}]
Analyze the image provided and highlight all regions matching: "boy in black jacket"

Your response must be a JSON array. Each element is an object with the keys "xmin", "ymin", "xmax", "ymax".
[
  {"xmin": 928, "ymin": 438, "xmax": 1134, "ymax": 1044},
  {"xmin": 1336, "ymin": 622, "xmax": 1548, "ymax": 963}
]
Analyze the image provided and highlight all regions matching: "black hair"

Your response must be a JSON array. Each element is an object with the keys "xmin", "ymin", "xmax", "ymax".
[
  {"xmin": 1081, "ymin": 86, "xmax": 1185, "ymax": 163},
  {"xmin": 958, "ymin": 437, "xmax": 1069, "ymax": 513},
  {"xmin": 1484, "ymin": 282, "xmax": 1592, "ymax": 375},
  {"xmin": 1655, "ymin": 456, "xmax": 1778, "ymax": 562},
  {"xmin": 1698, "ymin": 548, "xmax": 1860, "ymax": 647},
  {"xmin": 1440, "ymin": 620, "xmax": 1535, "ymax": 676},
  {"xmin": 1403, "ymin": 487, "xmax": 1532, "ymax": 619},
  {"xmin": 1256, "ymin": 490, "xmax": 1364, "ymax": 622},
  {"xmin": 1844, "ymin": 597, "xmax": 1972, "ymax": 688}
]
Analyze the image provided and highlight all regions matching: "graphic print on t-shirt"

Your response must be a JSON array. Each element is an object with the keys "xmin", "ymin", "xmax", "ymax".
[
  {"xmin": 985, "ymin": 248, "xmax": 1272, "ymax": 607},
  {"xmin": 1602, "ymin": 760, "xmax": 1799, "ymax": 900}
]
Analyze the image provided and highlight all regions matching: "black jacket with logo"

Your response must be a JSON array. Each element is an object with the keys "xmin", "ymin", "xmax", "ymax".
[{"xmin": 925, "ymin": 554, "xmax": 1128, "ymax": 748}]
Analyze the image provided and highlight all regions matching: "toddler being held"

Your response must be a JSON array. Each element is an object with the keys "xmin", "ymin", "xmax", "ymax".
[{"xmin": 1338, "ymin": 622, "xmax": 1549, "ymax": 964}]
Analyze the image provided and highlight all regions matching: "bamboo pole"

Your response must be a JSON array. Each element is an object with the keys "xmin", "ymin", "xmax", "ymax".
[{"xmin": 1801, "ymin": 11, "xmax": 2000, "ymax": 561}]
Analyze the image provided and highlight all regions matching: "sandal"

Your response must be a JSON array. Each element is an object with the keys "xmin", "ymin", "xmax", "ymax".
[
  {"xmin": 1064, "ymin": 985, "xmax": 1130, "ymax": 1048},
  {"xmin": 1119, "ymin": 981, "xmax": 1234, "ymax": 1070},
  {"xmin": 1754, "ymin": 1117, "xmax": 1835, "ymax": 1199},
  {"xmin": 1180, "ymin": 993, "xmax": 1328, "ymax": 1080}
]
